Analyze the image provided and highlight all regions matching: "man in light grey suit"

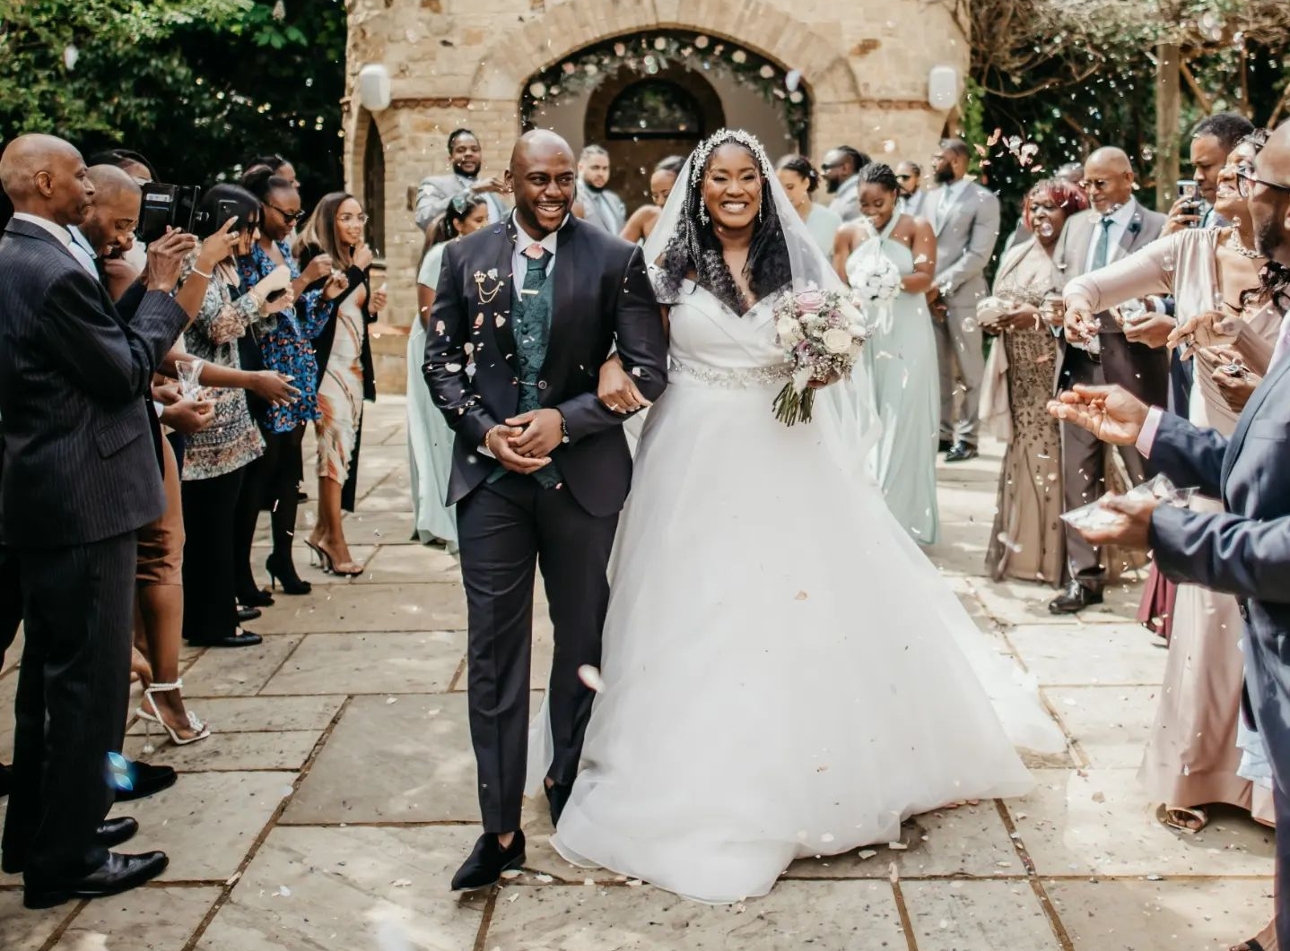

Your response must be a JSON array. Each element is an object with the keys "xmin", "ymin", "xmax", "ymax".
[
  {"xmin": 927, "ymin": 139, "xmax": 1001, "ymax": 462},
  {"xmin": 1047, "ymin": 123, "xmax": 1290, "ymax": 950},
  {"xmin": 1052, "ymin": 147, "xmax": 1168, "ymax": 613},
  {"xmin": 575, "ymin": 145, "xmax": 626, "ymax": 234},
  {"xmin": 414, "ymin": 129, "xmax": 509, "ymax": 233},
  {"xmin": 896, "ymin": 161, "xmax": 927, "ymax": 218}
]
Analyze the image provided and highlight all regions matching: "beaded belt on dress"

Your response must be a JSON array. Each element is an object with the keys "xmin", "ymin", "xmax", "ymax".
[{"xmin": 669, "ymin": 359, "xmax": 794, "ymax": 388}]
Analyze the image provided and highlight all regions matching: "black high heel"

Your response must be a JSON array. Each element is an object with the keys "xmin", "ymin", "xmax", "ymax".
[
  {"xmin": 237, "ymin": 584, "xmax": 276, "ymax": 608},
  {"xmin": 265, "ymin": 553, "xmax": 312, "ymax": 595}
]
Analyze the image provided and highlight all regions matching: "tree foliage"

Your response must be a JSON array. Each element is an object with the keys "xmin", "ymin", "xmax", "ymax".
[{"xmin": 0, "ymin": 0, "xmax": 347, "ymax": 203}]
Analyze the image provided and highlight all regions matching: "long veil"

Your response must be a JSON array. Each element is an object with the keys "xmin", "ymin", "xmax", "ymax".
[{"xmin": 641, "ymin": 131, "xmax": 882, "ymax": 470}]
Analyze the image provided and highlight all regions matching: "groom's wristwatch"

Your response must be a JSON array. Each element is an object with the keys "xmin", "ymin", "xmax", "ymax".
[{"xmin": 558, "ymin": 411, "xmax": 570, "ymax": 444}]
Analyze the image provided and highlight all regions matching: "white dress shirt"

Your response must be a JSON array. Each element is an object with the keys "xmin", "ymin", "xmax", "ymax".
[
  {"xmin": 12, "ymin": 213, "xmax": 97, "ymax": 275},
  {"xmin": 1083, "ymin": 199, "xmax": 1139, "ymax": 273},
  {"xmin": 511, "ymin": 212, "xmax": 561, "ymax": 281}
]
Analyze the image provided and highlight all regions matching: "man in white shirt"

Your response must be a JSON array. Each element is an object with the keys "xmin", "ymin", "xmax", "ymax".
[
  {"xmin": 575, "ymin": 145, "xmax": 626, "ymax": 234},
  {"xmin": 1050, "ymin": 146, "xmax": 1168, "ymax": 613}
]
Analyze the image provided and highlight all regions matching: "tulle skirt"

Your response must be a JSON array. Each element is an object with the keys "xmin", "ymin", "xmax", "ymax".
[{"xmin": 531, "ymin": 372, "xmax": 1064, "ymax": 903}]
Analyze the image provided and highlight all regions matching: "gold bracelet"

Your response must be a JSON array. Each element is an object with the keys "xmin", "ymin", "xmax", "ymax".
[{"xmin": 192, "ymin": 266, "xmax": 213, "ymax": 280}]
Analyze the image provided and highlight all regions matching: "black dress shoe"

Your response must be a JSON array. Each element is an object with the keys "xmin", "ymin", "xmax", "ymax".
[
  {"xmin": 545, "ymin": 782, "xmax": 572, "ymax": 827},
  {"xmin": 1048, "ymin": 580, "xmax": 1104, "ymax": 615},
  {"xmin": 185, "ymin": 630, "xmax": 263, "ymax": 648},
  {"xmin": 2, "ymin": 818, "xmax": 139, "ymax": 874},
  {"xmin": 23, "ymin": 850, "xmax": 169, "ymax": 909},
  {"xmin": 938, "ymin": 438, "xmax": 953, "ymax": 453},
  {"xmin": 944, "ymin": 441, "xmax": 979, "ymax": 463},
  {"xmin": 451, "ymin": 831, "xmax": 526, "ymax": 892},
  {"xmin": 0, "ymin": 762, "xmax": 10, "ymax": 798},
  {"xmin": 113, "ymin": 761, "xmax": 177, "ymax": 802},
  {"xmin": 237, "ymin": 605, "xmax": 262, "ymax": 622}
]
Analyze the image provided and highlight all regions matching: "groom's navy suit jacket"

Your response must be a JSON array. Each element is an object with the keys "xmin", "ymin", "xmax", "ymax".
[
  {"xmin": 1146, "ymin": 350, "xmax": 1290, "ymax": 792},
  {"xmin": 423, "ymin": 215, "xmax": 668, "ymax": 517}
]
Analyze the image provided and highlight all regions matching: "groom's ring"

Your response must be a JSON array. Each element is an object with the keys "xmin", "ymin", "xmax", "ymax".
[{"xmin": 608, "ymin": 403, "xmax": 621, "ymax": 413}]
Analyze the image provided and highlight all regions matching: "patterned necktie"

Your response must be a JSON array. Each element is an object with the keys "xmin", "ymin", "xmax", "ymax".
[
  {"xmin": 1091, "ymin": 217, "xmax": 1114, "ymax": 271},
  {"xmin": 517, "ymin": 243, "xmax": 559, "ymax": 488}
]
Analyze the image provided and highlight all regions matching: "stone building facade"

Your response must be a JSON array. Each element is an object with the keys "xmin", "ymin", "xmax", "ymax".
[{"xmin": 344, "ymin": 0, "xmax": 968, "ymax": 392}]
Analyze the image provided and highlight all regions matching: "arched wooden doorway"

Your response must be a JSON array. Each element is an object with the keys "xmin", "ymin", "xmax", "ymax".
[
  {"xmin": 584, "ymin": 67, "xmax": 724, "ymax": 208},
  {"xmin": 361, "ymin": 112, "xmax": 386, "ymax": 257}
]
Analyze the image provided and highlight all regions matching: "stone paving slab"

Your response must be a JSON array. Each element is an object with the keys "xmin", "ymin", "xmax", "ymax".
[
  {"xmin": 123, "ymin": 729, "xmax": 322, "ymax": 773},
  {"xmin": 1044, "ymin": 685, "xmax": 1160, "ymax": 768},
  {"xmin": 282, "ymin": 692, "xmax": 479, "ymax": 824},
  {"xmin": 485, "ymin": 880, "xmax": 907, "ymax": 951},
  {"xmin": 195, "ymin": 825, "xmax": 488, "ymax": 951},
  {"xmin": 1009, "ymin": 768, "xmax": 1274, "ymax": 878},
  {"xmin": 49, "ymin": 886, "xmax": 221, "ymax": 951},
  {"xmin": 0, "ymin": 891, "xmax": 71, "ymax": 951},
  {"xmin": 259, "ymin": 630, "xmax": 464, "ymax": 695},
  {"xmin": 1005, "ymin": 622, "xmax": 1167, "ymax": 686},
  {"xmin": 179, "ymin": 635, "xmax": 303, "ymax": 698},
  {"xmin": 250, "ymin": 583, "xmax": 466, "ymax": 634},
  {"xmin": 902, "ymin": 879, "xmax": 1062, "ymax": 951},
  {"xmin": 125, "ymin": 695, "xmax": 345, "ymax": 735},
  {"xmin": 1046, "ymin": 878, "xmax": 1272, "ymax": 950}
]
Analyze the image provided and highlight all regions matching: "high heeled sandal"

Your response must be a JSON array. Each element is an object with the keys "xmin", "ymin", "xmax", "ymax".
[
  {"xmin": 306, "ymin": 539, "xmax": 364, "ymax": 577},
  {"xmin": 1159, "ymin": 803, "xmax": 1208, "ymax": 835},
  {"xmin": 137, "ymin": 680, "xmax": 210, "ymax": 748}
]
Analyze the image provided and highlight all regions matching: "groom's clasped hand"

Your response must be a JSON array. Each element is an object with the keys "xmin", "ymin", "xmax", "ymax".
[{"xmin": 484, "ymin": 411, "xmax": 559, "ymax": 474}]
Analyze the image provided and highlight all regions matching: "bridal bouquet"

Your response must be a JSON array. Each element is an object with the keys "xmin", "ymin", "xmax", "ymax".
[{"xmin": 771, "ymin": 286, "xmax": 868, "ymax": 426}]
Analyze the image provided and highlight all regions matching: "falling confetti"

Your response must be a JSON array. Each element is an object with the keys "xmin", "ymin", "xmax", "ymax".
[{"xmin": 578, "ymin": 665, "xmax": 606, "ymax": 693}]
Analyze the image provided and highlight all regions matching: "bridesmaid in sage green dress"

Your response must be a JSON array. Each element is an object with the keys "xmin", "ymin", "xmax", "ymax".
[
  {"xmin": 835, "ymin": 163, "xmax": 940, "ymax": 544},
  {"xmin": 408, "ymin": 195, "xmax": 492, "ymax": 551}
]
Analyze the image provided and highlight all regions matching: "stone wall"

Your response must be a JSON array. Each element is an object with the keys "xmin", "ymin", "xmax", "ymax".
[{"xmin": 346, "ymin": 0, "xmax": 968, "ymax": 394}]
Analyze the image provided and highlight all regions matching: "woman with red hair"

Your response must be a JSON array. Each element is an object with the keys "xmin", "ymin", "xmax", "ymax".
[{"xmin": 979, "ymin": 179, "xmax": 1088, "ymax": 584}]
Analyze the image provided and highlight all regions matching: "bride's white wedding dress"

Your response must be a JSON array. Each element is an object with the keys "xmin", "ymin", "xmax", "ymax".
[{"xmin": 537, "ymin": 277, "xmax": 1064, "ymax": 904}]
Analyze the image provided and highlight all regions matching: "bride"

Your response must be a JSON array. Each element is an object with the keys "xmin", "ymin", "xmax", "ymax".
[{"xmin": 529, "ymin": 130, "xmax": 1064, "ymax": 904}]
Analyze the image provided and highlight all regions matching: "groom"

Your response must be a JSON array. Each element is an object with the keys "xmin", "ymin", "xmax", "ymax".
[{"xmin": 423, "ymin": 129, "xmax": 669, "ymax": 890}]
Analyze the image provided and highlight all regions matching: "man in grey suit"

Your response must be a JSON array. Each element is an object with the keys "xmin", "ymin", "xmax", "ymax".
[
  {"xmin": 0, "ymin": 134, "xmax": 195, "ymax": 907},
  {"xmin": 1047, "ymin": 123, "xmax": 1290, "ymax": 949},
  {"xmin": 822, "ymin": 145, "xmax": 869, "ymax": 223},
  {"xmin": 414, "ymin": 128, "xmax": 509, "ymax": 233},
  {"xmin": 575, "ymin": 145, "xmax": 627, "ymax": 234},
  {"xmin": 927, "ymin": 139, "xmax": 1001, "ymax": 462},
  {"xmin": 1053, "ymin": 147, "xmax": 1169, "ymax": 613}
]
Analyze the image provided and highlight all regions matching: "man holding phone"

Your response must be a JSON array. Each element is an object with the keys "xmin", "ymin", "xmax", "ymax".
[{"xmin": 1165, "ymin": 113, "xmax": 1256, "ymax": 234}]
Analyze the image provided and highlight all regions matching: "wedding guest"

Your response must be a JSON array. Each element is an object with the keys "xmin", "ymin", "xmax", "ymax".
[
  {"xmin": 0, "ymin": 133, "xmax": 194, "ymax": 905},
  {"xmin": 577, "ymin": 145, "xmax": 627, "ymax": 233},
  {"xmin": 181, "ymin": 185, "xmax": 302, "ymax": 650},
  {"xmin": 297, "ymin": 192, "xmax": 387, "ymax": 576},
  {"xmin": 1055, "ymin": 162, "xmax": 1085, "ymax": 189},
  {"xmin": 414, "ymin": 129, "xmax": 508, "ymax": 231},
  {"xmin": 409, "ymin": 195, "xmax": 492, "ymax": 550},
  {"xmin": 1052, "ymin": 146, "xmax": 1168, "ymax": 614},
  {"xmin": 619, "ymin": 156, "xmax": 683, "ymax": 244},
  {"xmin": 927, "ymin": 138, "xmax": 1002, "ymax": 462},
  {"xmin": 1061, "ymin": 131, "xmax": 1277, "ymax": 835},
  {"xmin": 776, "ymin": 154, "xmax": 843, "ymax": 255},
  {"xmin": 243, "ymin": 153, "xmax": 299, "ymax": 189},
  {"xmin": 979, "ymin": 178, "xmax": 1088, "ymax": 584},
  {"xmin": 1163, "ymin": 113, "xmax": 1256, "ymax": 235},
  {"xmin": 235, "ymin": 170, "xmax": 346, "ymax": 598},
  {"xmin": 896, "ymin": 161, "xmax": 928, "ymax": 217},
  {"xmin": 835, "ymin": 163, "xmax": 940, "ymax": 543},
  {"xmin": 822, "ymin": 145, "xmax": 869, "ymax": 222}
]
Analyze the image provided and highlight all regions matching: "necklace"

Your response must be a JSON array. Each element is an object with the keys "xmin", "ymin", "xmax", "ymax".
[{"xmin": 1228, "ymin": 229, "xmax": 1263, "ymax": 260}]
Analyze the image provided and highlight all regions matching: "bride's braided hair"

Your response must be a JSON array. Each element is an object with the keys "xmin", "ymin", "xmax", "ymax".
[{"xmin": 657, "ymin": 130, "xmax": 791, "ymax": 315}]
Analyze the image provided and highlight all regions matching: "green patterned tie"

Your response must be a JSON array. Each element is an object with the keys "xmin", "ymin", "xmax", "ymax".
[{"xmin": 515, "ymin": 246, "xmax": 559, "ymax": 488}]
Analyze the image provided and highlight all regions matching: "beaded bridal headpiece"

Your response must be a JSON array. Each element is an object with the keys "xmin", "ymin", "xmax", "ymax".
[{"xmin": 688, "ymin": 128, "xmax": 773, "ymax": 225}]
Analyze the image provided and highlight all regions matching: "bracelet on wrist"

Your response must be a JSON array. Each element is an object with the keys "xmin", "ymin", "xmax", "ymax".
[{"xmin": 191, "ymin": 266, "xmax": 214, "ymax": 280}]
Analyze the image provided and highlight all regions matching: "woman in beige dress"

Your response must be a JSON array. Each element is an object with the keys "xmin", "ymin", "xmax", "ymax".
[
  {"xmin": 296, "ymin": 193, "xmax": 387, "ymax": 576},
  {"xmin": 979, "ymin": 179, "xmax": 1088, "ymax": 584},
  {"xmin": 1062, "ymin": 134, "xmax": 1277, "ymax": 853}
]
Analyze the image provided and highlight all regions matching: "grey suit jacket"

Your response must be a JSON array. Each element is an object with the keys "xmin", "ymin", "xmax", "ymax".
[
  {"xmin": 414, "ymin": 173, "xmax": 509, "ymax": 232},
  {"xmin": 829, "ymin": 175, "xmax": 861, "ymax": 223},
  {"xmin": 1146, "ymin": 353, "xmax": 1290, "ymax": 781},
  {"xmin": 0, "ymin": 218, "xmax": 189, "ymax": 548},
  {"xmin": 1052, "ymin": 202, "xmax": 1170, "ymax": 401},
  {"xmin": 931, "ymin": 180, "xmax": 1001, "ymax": 310}
]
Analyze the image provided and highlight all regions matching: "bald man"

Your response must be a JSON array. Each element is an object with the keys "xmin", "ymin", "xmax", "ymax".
[
  {"xmin": 424, "ymin": 129, "xmax": 668, "ymax": 890},
  {"xmin": 1048, "ymin": 146, "xmax": 1168, "ymax": 614},
  {"xmin": 0, "ymin": 134, "xmax": 200, "ymax": 906}
]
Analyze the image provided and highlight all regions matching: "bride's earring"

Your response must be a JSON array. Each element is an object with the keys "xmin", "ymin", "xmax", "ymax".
[
  {"xmin": 757, "ymin": 201, "xmax": 764, "ymax": 222},
  {"xmin": 699, "ymin": 202, "xmax": 710, "ymax": 226}
]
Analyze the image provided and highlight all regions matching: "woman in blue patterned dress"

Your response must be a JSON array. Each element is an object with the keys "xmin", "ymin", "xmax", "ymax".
[{"xmin": 234, "ymin": 170, "xmax": 348, "ymax": 598}]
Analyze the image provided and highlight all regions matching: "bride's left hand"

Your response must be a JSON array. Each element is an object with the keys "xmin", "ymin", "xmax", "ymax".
[{"xmin": 599, "ymin": 356, "xmax": 651, "ymax": 414}]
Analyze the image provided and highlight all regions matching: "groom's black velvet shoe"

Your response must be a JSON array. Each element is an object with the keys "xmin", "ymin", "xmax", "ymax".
[
  {"xmin": 545, "ymin": 782, "xmax": 572, "ymax": 827},
  {"xmin": 451, "ymin": 831, "xmax": 526, "ymax": 892}
]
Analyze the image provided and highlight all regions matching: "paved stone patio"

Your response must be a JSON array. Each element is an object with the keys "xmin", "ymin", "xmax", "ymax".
[{"xmin": 0, "ymin": 397, "xmax": 1275, "ymax": 950}]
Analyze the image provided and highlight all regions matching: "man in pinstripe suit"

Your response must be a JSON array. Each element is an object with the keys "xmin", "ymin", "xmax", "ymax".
[{"xmin": 0, "ymin": 134, "xmax": 195, "ymax": 908}]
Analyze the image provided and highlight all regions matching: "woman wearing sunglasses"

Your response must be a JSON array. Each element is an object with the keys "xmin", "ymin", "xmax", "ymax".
[
  {"xmin": 1060, "ymin": 132, "xmax": 1278, "ymax": 866},
  {"xmin": 235, "ymin": 169, "xmax": 348, "ymax": 600}
]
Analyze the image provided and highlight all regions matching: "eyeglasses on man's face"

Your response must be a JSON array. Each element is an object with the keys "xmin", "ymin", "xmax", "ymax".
[{"xmin": 1235, "ymin": 166, "xmax": 1290, "ymax": 199}]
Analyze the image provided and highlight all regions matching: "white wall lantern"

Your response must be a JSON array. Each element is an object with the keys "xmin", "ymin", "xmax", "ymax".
[
  {"xmin": 927, "ymin": 65, "xmax": 959, "ymax": 110},
  {"xmin": 358, "ymin": 63, "xmax": 392, "ymax": 112}
]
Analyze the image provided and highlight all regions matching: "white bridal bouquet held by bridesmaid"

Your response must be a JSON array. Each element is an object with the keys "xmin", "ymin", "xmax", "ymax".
[{"xmin": 771, "ymin": 285, "xmax": 869, "ymax": 426}]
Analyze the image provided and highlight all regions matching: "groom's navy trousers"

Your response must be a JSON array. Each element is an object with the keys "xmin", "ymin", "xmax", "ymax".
[{"xmin": 457, "ymin": 474, "xmax": 617, "ymax": 832}]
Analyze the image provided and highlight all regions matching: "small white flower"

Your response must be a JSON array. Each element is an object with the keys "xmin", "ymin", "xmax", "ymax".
[{"xmin": 776, "ymin": 315, "xmax": 804, "ymax": 344}]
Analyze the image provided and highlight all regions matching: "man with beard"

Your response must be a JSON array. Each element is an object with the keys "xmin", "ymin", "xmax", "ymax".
[
  {"xmin": 1048, "ymin": 119, "xmax": 1290, "ymax": 951},
  {"xmin": 821, "ymin": 145, "xmax": 869, "ymax": 222},
  {"xmin": 927, "ymin": 138, "xmax": 1001, "ymax": 464},
  {"xmin": 575, "ymin": 145, "xmax": 626, "ymax": 233},
  {"xmin": 414, "ymin": 129, "xmax": 509, "ymax": 232},
  {"xmin": 896, "ymin": 161, "xmax": 927, "ymax": 217}
]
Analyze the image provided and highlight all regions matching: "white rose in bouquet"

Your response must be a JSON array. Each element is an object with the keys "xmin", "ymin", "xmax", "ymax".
[{"xmin": 821, "ymin": 328, "xmax": 853, "ymax": 354}]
